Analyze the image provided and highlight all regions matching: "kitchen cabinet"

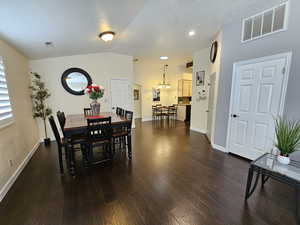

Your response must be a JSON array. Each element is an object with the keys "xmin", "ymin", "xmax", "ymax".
[{"xmin": 178, "ymin": 79, "xmax": 192, "ymax": 97}]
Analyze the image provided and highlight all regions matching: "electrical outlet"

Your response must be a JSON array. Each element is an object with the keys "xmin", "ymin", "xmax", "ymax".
[{"xmin": 8, "ymin": 159, "xmax": 13, "ymax": 167}]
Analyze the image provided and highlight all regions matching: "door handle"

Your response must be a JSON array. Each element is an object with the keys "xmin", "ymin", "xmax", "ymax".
[{"xmin": 231, "ymin": 114, "xmax": 239, "ymax": 118}]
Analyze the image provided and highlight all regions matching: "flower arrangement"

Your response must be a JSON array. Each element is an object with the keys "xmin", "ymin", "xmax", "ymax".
[{"xmin": 85, "ymin": 84, "xmax": 104, "ymax": 101}]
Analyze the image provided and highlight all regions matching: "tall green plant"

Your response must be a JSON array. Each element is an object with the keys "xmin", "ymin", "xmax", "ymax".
[
  {"xmin": 29, "ymin": 72, "xmax": 52, "ymax": 139},
  {"xmin": 275, "ymin": 117, "xmax": 300, "ymax": 156}
]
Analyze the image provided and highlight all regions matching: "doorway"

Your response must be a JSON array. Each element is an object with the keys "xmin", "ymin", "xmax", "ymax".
[
  {"xmin": 207, "ymin": 72, "xmax": 216, "ymax": 142},
  {"xmin": 133, "ymin": 84, "xmax": 142, "ymax": 119},
  {"xmin": 226, "ymin": 52, "xmax": 292, "ymax": 160}
]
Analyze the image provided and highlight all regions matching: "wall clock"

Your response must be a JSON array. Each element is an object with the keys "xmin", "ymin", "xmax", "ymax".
[{"xmin": 210, "ymin": 41, "xmax": 218, "ymax": 63}]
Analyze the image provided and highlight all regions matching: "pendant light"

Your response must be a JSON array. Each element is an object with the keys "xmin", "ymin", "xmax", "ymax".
[{"xmin": 158, "ymin": 64, "xmax": 171, "ymax": 89}]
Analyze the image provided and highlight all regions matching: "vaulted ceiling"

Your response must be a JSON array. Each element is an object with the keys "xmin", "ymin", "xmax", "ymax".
[{"xmin": 0, "ymin": 0, "xmax": 281, "ymax": 60}]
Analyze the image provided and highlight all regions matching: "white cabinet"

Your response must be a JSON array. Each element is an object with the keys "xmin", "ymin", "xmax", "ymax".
[
  {"xmin": 177, "ymin": 105, "xmax": 186, "ymax": 121},
  {"xmin": 178, "ymin": 79, "xmax": 192, "ymax": 97}
]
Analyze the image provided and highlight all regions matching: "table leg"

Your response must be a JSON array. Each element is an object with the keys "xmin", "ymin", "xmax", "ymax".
[
  {"xmin": 68, "ymin": 143, "xmax": 76, "ymax": 177},
  {"xmin": 261, "ymin": 174, "xmax": 270, "ymax": 187},
  {"xmin": 127, "ymin": 134, "xmax": 132, "ymax": 160},
  {"xmin": 245, "ymin": 167, "xmax": 260, "ymax": 200}
]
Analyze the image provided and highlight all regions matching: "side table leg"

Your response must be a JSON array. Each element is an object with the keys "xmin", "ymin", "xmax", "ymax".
[
  {"xmin": 245, "ymin": 167, "xmax": 254, "ymax": 200},
  {"xmin": 245, "ymin": 167, "xmax": 260, "ymax": 200}
]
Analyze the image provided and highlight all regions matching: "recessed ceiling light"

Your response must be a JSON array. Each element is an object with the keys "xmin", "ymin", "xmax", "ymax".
[
  {"xmin": 188, "ymin": 30, "xmax": 196, "ymax": 36},
  {"xmin": 160, "ymin": 56, "xmax": 168, "ymax": 60},
  {"xmin": 99, "ymin": 31, "xmax": 115, "ymax": 42}
]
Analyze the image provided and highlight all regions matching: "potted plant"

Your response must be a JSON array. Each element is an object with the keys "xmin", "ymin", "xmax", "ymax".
[
  {"xmin": 275, "ymin": 117, "xmax": 300, "ymax": 164},
  {"xmin": 29, "ymin": 72, "xmax": 52, "ymax": 146},
  {"xmin": 85, "ymin": 84, "xmax": 104, "ymax": 115}
]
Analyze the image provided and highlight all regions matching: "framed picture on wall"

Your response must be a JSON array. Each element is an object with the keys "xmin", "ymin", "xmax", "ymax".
[
  {"xmin": 196, "ymin": 71, "xmax": 205, "ymax": 86},
  {"xmin": 152, "ymin": 88, "xmax": 160, "ymax": 101},
  {"xmin": 134, "ymin": 89, "xmax": 139, "ymax": 100}
]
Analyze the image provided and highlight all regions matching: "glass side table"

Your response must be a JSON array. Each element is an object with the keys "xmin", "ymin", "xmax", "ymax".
[{"xmin": 245, "ymin": 153, "xmax": 300, "ymax": 222}]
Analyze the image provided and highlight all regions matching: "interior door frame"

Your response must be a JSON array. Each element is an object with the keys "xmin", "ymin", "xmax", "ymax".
[{"xmin": 225, "ymin": 52, "xmax": 292, "ymax": 154}]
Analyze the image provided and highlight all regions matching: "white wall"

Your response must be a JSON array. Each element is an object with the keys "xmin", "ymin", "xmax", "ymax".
[
  {"xmin": 30, "ymin": 52, "xmax": 134, "ymax": 140},
  {"xmin": 190, "ymin": 48, "xmax": 211, "ymax": 133},
  {"xmin": 0, "ymin": 39, "xmax": 39, "ymax": 199},
  {"xmin": 134, "ymin": 58, "xmax": 186, "ymax": 120}
]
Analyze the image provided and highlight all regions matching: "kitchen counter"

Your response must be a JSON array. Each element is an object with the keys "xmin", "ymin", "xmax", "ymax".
[{"xmin": 177, "ymin": 105, "xmax": 191, "ymax": 122}]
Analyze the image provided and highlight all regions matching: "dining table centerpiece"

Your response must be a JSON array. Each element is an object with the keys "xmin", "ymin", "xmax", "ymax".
[{"xmin": 85, "ymin": 84, "xmax": 104, "ymax": 115}]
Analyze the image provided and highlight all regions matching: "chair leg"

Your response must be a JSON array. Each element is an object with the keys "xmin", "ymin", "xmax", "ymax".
[{"xmin": 58, "ymin": 145, "xmax": 64, "ymax": 174}]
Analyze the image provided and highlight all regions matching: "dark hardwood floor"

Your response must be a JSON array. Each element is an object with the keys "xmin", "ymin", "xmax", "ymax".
[{"xmin": 0, "ymin": 120, "xmax": 296, "ymax": 225}]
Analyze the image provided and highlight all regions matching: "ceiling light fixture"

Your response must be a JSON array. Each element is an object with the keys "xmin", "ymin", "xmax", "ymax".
[
  {"xmin": 160, "ymin": 56, "xmax": 168, "ymax": 60},
  {"xmin": 188, "ymin": 30, "xmax": 196, "ymax": 36},
  {"xmin": 99, "ymin": 31, "xmax": 115, "ymax": 42},
  {"xmin": 158, "ymin": 64, "xmax": 171, "ymax": 89}
]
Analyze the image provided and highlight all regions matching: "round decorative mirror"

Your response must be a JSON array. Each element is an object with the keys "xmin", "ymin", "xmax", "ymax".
[{"xmin": 61, "ymin": 68, "xmax": 92, "ymax": 95}]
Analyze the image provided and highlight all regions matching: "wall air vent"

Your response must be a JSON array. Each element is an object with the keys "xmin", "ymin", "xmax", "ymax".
[{"xmin": 242, "ymin": 1, "xmax": 289, "ymax": 43}]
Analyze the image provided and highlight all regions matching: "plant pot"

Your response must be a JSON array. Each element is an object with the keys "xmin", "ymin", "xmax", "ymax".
[
  {"xmin": 90, "ymin": 100, "xmax": 100, "ymax": 115},
  {"xmin": 44, "ymin": 138, "xmax": 51, "ymax": 146},
  {"xmin": 277, "ymin": 155, "xmax": 290, "ymax": 165}
]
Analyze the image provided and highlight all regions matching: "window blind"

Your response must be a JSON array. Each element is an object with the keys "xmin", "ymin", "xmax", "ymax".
[{"xmin": 0, "ymin": 57, "xmax": 13, "ymax": 127}]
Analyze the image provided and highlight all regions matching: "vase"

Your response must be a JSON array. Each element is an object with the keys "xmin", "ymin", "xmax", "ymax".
[
  {"xmin": 90, "ymin": 100, "xmax": 100, "ymax": 115},
  {"xmin": 277, "ymin": 155, "xmax": 290, "ymax": 165}
]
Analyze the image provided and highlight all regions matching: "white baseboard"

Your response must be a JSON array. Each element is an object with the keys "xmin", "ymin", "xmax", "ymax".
[
  {"xmin": 190, "ymin": 127, "xmax": 207, "ymax": 134},
  {"xmin": 212, "ymin": 143, "xmax": 227, "ymax": 153},
  {"xmin": 0, "ymin": 141, "xmax": 40, "ymax": 202},
  {"xmin": 142, "ymin": 118, "xmax": 152, "ymax": 122}
]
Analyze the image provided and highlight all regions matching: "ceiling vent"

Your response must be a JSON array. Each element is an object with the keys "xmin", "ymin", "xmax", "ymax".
[{"xmin": 242, "ymin": 1, "xmax": 289, "ymax": 43}]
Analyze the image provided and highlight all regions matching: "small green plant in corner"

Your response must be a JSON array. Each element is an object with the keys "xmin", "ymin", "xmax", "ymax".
[
  {"xmin": 29, "ymin": 72, "xmax": 52, "ymax": 146},
  {"xmin": 275, "ymin": 117, "xmax": 300, "ymax": 164}
]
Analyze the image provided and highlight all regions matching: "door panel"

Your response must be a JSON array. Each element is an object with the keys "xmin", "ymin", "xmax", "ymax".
[
  {"xmin": 228, "ymin": 56, "xmax": 287, "ymax": 160},
  {"xmin": 111, "ymin": 79, "xmax": 131, "ymax": 112}
]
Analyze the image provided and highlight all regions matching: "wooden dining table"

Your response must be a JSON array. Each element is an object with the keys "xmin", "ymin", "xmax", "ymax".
[{"xmin": 64, "ymin": 112, "xmax": 132, "ymax": 176}]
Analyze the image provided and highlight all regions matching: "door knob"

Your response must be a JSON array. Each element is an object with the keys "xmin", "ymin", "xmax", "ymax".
[{"xmin": 231, "ymin": 114, "xmax": 239, "ymax": 118}]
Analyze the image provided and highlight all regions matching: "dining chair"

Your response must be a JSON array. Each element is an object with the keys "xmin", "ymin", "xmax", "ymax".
[
  {"xmin": 56, "ymin": 111, "xmax": 66, "ymax": 132},
  {"xmin": 84, "ymin": 108, "xmax": 93, "ymax": 117},
  {"xmin": 168, "ymin": 105, "xmax": 178, "ymax": 120},
  {"xmin": 48, "ymin": 115, "xmax": 66, "ymax": 174},
  {"xmin": 87, "ymin": 117, "xmax": 113, "ymax": 164},
  {"xmin": 116, "ymin": 107, "xmax": 121, "ymax": 115},
  {"xmin": 112, "ymin": 110, "xmax": 133, "ymax": 158},
  {"xmin": 152, "ymin": 105, "xmax": 158, "ymax": 120},
  {"xmin": 120, "ymin": 108, "xmax": 125, "ymax": 117}
]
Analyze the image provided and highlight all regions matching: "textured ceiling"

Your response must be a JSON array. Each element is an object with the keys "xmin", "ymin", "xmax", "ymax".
[{"xmin": 0, "ymin": 0, "xmax": 282, "ymax": 61}]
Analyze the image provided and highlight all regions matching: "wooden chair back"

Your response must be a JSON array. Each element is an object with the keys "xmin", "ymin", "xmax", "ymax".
[
  {"xmin": 84, "ymin": 108, "xmax": 93, "ymax": 117},
  {"xmin": 56, "ymin": 111, "xmax": 66, "ymax": 131},
  {"xmin": 49, "ymin": 116, "xmax": 62, "ymax": 146},
  {"xmin": 87, "ymin": 117, "xmax": 112, "ymax": 143}
]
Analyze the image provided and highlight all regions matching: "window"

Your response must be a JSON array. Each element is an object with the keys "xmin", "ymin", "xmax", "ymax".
[
  {"xmin": 0, "ymin": 57, "xmax": 13, "ymax": 128},
  {"xmin": 242, "ymin": 1, "xmax": 289, "ymax": 43}
]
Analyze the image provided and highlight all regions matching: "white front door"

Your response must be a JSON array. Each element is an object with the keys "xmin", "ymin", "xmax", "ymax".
[
  {"xmin": 110, "ymin": 79, "xmax": 132, "ymax": 112},
  {"xmin": 227, "ymin": 53, "xmax": 291, "ymax": 160}
]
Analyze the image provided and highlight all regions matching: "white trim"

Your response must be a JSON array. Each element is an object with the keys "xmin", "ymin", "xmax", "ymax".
[
  {"xmin": 0, "ymin": 141, "xmax": 40, "ymax": 202},
  {"xmin": 190, "ymin": 127, "xmax": 206, "ymax": 134},
  {"xmin": 0, "ymin": 119, "xmax": 14, "ymax": 130},
  {"xmin": 212, "ymin": 143, "xmax": 227, "ymax": 153},
  {"xmin": 241, "ymin": 0, "xmax": 290, "ymax": 43},
  {"xmin": 225, "ymin": 52, "xmax": 292, "ymax": 157},
  {"xmin": 142, "ymin": 117, "xmax": 152, "ymax": 122}
]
